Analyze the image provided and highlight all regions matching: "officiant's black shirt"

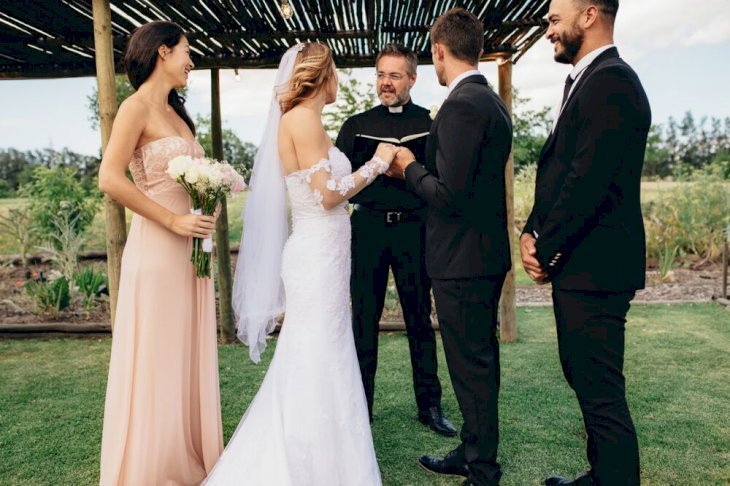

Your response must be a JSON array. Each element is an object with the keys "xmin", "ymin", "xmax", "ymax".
[{"xmin": 336, "ymin": 101, "xmax": 431, "ymax": 211}]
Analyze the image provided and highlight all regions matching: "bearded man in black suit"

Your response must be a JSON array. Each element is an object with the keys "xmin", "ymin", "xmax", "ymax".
[
  {"xmin": 520, "ymin": 0, "xmax": 651, "ymax": 484},
  {"xmin": 390, "ymin": 8, "xmax": 513, "ymax": 486}
]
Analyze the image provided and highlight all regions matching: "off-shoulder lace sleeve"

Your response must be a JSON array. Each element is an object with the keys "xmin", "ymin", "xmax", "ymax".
[{"xmin": 303, "ymin": 156, "xmax": 389, "ymax": 210}]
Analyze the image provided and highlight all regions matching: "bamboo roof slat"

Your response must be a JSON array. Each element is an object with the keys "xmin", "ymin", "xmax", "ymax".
[{"xmin": 0, "ymin": 0, "xmax": 548, "ymax": 79}]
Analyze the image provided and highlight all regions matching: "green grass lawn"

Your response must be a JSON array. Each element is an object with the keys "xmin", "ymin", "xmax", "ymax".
[{"xmin": 1, "ymin": 303, "xmax": 728, "ymax": 485}]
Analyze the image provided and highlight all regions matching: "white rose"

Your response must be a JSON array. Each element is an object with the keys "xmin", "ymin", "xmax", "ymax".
[
  {"xmin": 166, "ymin": 155, "xmax": 191, "ymax": 179},
  {"xmin": 208, "ymin": 164, "xmax": 224, "ymax": 188},
  {"xmin": 184, "ymin": 164, "xmax": 200, "ymax": 184}
]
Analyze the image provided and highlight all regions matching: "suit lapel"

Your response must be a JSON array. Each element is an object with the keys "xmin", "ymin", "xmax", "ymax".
[{"xmin": 537, "ymin": 48, "xmax": 620, "ymax": 164}]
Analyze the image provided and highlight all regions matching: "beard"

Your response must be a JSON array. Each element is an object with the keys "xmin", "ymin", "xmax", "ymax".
[
  {"xmin": 378, "ymin": 88, "xmax": 410, "ymax": 107},
  {"xmin": 554, "ymin": 24, "xmax": 584, "ymax": 64}
]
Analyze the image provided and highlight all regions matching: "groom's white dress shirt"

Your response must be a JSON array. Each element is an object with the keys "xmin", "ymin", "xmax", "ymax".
[{"xmin": 448, "ymin": 69, "xmax": 482, "ymax": 94}]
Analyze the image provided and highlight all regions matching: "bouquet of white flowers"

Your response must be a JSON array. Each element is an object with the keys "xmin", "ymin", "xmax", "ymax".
[{"xmin": 167, "ymin": 155, "xmax": 247, "ymax": 278}]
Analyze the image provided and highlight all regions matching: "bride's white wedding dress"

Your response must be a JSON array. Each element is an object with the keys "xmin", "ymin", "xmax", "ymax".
[{"xmin": 205, "ymin": 147, "xmax": 382, "ymax": 486}]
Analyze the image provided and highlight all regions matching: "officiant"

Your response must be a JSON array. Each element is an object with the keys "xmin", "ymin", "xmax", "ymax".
[{"xmin": 335, "ymin": 44, "xmax": 456, "ymax": 437}]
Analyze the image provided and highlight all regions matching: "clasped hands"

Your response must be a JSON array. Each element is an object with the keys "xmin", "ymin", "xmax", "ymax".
[
  {"xmin": 519, "ymin": 233, "xmax": 549, "ymax": 285},
  {"xmin": 375, "ymin": 143, "xmax": 551, "ymax": 286},
  {"xmin": 373, "ymin": 143, "xmax": 416, "ymax": 180}
]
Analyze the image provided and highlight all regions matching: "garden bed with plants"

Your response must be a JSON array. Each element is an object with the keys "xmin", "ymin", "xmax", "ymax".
[
  {"xmin": 1, "ymin": 165, "xmax": 728, "ymax": 330},
  {"xmin": 1, "ymin": 256, "xmax": 726, "ymax": 331}
]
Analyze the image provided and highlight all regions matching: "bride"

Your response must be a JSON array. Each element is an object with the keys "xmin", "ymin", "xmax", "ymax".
[{"xmin": 204, "ymin": 43, "xmax": 398, "ymax": 485}]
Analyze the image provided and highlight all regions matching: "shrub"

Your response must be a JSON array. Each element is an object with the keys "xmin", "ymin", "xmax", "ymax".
[
  {"xmin": 35, "ymin": 212, "xmax": 86, "ymax": 280},
  {"xmin": 514, "ymin": 163, "xmax": 537, "ymax": 229},
  {"xmin": 20, "ymin": 166, "xmax": 100, "ymax": 246},
  {"xmin": 644, "ymin": 169, "xmax": 730, "ymax": 265},
  {"xmin": 0, "ymin": 204, "xmax": 39, "ymax": 267},
  {"xmin": 24, "ymin": 273, "xmax": 71, "ymax": 316}
]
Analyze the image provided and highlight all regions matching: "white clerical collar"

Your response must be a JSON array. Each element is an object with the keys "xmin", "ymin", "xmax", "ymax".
[
  {"xmin": 388, "ymin": 105, "xmax": 403, "ymax": 113},
  {"xmin": 569, "ymin": 44, "xmax": 615, "ymax": 81},
  {"xmin": 448, "ymin": 69, "xmax": 482, "ymax": 94}
]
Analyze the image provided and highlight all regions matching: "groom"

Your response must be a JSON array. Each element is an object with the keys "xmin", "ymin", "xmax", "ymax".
[
  {"xmin": 389, "ymin": 8, "xmax": 512, "ymax": 486},
  {"xmin": 521, "ymin": 0, "xmax": 651, "ymax": 484}
]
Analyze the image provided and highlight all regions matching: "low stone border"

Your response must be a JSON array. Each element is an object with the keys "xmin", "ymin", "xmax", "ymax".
[{"xmin": 714, "ymin": 297, "xmax": 730, "ymax": 309}]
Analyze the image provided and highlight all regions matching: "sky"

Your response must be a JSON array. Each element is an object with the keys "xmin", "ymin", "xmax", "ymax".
[{"xmin": 1, "ymin": 0, "xmax": 729, "ymax": 157}]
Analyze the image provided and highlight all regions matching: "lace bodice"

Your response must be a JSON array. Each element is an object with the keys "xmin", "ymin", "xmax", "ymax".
[
  {"xmin": 284, "ymin": 146, "xmax": 353, "ymax": 219},
  {"xmin": 129, "ymin": 136, "xmax": 205, "ymax": 195},
  {"xmin": 284, "ymin": 146, "xmax": 387, "ymax": 221}
]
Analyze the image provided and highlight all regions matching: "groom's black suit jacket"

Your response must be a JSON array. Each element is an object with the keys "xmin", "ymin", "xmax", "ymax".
[
  {"xmin": 524, "ymin": 47, "xmax": 651, "ymax": 291},
  {"xmin": 405, "ymin": 74, "xmax": 512, "ymax": 279}
]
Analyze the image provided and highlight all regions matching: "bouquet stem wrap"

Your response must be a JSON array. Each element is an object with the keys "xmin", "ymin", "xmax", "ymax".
[{"xmin": 190, "ymin": 208, "xmax": 214, "ymax": 277}]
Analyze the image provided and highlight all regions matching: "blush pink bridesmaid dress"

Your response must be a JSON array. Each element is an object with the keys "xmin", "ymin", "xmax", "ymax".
[{"xmin": 99, "ymin": 136, "xmax": 223, "ymax": 486}]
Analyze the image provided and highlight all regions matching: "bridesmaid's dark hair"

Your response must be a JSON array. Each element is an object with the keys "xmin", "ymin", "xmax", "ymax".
[{"xmin": 124, "ymin": 21, "xmax": 195, "ymax": 135}]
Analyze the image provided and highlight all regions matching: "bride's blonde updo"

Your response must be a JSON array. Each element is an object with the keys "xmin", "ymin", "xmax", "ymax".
[{"xmin": 279, "ymin": 42, "xmax": 336, "ymax": 114}]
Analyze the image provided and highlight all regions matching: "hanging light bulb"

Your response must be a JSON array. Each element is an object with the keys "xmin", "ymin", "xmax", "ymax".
[
  {"xmin": 234, "ymin": 68, "xmax": 240, "ymax": 81},
  {"xmin": 280, "ymin": 0, "xmax": 294, "ymax": 20}
]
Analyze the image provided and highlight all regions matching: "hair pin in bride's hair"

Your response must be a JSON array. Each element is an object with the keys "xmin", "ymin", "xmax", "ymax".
[{"xmin": 292, "ymin": 43, "xmax": 305, "ymax": 52}]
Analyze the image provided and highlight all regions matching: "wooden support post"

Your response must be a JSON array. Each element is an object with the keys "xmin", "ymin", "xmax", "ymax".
[
  {"xmin": 722, "ymin": 238, "xmax": 728, "ymax": 299},
  {"xmin": 92, "ymin": 0, "xmax": 127, "ymax": 331},
  {"xmin": 210, "ymin": 69, "xmax": 236, "ymax": 343},
  {"xmin": 497, "ymin": 57, "xmax": 517, "ymax": 343}
]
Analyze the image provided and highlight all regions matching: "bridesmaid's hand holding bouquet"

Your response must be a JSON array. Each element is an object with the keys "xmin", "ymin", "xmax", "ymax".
[{"xmin": 167, "ymin": 155, "xmax": 247, "ymax": 278}]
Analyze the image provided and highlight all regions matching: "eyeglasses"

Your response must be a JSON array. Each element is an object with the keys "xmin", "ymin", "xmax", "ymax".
[{"xmin": 376, "ymin": 72, "xmax": 407, "ymax": 81}]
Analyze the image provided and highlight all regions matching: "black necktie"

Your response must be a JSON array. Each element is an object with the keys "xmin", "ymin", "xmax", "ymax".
[{"xmin": 561, "ymin": 74, "xmax": 575, "ymax": 108}]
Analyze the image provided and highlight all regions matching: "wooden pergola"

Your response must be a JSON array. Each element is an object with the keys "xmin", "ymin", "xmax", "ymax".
[{"xmin": 0, "ymin": 0, "xmax": 549, "ymax": 343}]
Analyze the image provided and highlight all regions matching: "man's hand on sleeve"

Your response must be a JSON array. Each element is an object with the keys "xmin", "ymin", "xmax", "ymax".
[{"xmin": 386, "ymin": 147, "xmax": 416, "ymax": 179}]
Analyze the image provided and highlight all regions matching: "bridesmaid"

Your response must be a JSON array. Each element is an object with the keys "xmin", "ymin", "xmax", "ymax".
[{"xmin": 97, "ymin": 21, "xmax": 223, "ymax": 485}]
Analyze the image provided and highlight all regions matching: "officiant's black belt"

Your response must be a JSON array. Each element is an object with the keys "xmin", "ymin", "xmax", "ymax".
[{"xmin": 353, "ymin": 204, "xmax": 425, "ymax": 224}]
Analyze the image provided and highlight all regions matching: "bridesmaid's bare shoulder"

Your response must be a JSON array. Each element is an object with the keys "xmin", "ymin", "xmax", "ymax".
[{"xmin": 114, "ymin": 94, "xmax": 150, "ymax": 134}]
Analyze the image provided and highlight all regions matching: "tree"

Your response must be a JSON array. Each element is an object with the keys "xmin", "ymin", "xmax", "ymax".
[
  {"xmin": 20, "ymin": 166, "xmax": 101, "ymax": 245},
  {"xmin": 0, "ymin": 148, "xmax": 32, "ymax": 194},
  {"xmin": 649, "ymin": 112, "xmax": 730, "ymax": 178},
  {"xmin": 512, "ymin": 88, "xmax": 552, "ymax": 172},
  {"xmin": 0, "ymin": 204, "xmax": 38, "ymax": 265},
  {"xmin": 643, "ymin": 125, "xmax": 673, "ymax": 178},
  {"xmin": 0, "ymin": 148, "xmax": 101, "ymax": 197},
  {"xmin": 87, "ymin": 76, "xmax": 136, "ymax": 130},
  {"xmin": 323, "ymin": 69, "xmax": 376, "ymax": 140},
  {"xmin": 195, "ymin": 115, "xmax": 257, "ymax": 180}
]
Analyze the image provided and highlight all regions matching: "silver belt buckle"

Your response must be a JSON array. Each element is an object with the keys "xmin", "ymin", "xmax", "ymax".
[{"xmin": 386, "ymin": 211, "xmax": 402, "ymax": 223}]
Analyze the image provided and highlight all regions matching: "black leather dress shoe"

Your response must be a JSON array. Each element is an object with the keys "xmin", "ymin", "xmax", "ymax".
[
  {"xmin": 545, "ymin": 470, "xmax": 593, "ymax": 485},
  {"xmin": 418, "ymin": 448, "xmax": 469, "ymax": 477},
  {"xmin": 418, "ymin": 405, "xmax": 458, "ymax": 437}
]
